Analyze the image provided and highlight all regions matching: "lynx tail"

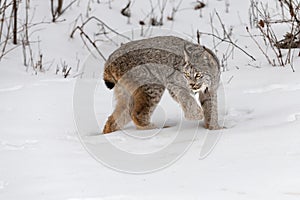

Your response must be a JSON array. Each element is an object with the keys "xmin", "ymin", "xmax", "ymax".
[{"xmin": 103, "ymin": 67, "xmax": 116, "ymax": 90}]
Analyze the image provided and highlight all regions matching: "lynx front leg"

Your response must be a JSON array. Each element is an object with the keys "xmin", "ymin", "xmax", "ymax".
[
  {"xmin": 131, "ymin": 84, "xmax": 165, "ymax": 130},
  {"xmin": 167, "ymin": 84, "xmax": 203, "ymax": 120},
  {"xmin": 103, "ymin": 86, "xmax": 132, "ymax": 134},
  {"xmin": 198, "ymin": 89, "xmax": 221, "ymax": 130}
]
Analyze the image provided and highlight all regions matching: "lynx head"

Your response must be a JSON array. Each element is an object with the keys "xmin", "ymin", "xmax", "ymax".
[{"xmin": 182, "ymin": 47, "xmax": 211, "ymax": 94}]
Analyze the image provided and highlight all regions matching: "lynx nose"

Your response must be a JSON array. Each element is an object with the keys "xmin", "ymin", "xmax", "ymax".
[{"xmin": 190, "ymin": 83, "xmax": 199, "ymax": 90}]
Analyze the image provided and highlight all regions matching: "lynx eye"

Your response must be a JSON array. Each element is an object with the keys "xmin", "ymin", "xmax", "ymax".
[
  {"xmin": 184, "ymin": 72, "xmax": 190, "ymax": 77},
  {"xmin": 195, "ymin": 73, "xmax": 203, "ymax": 79}
]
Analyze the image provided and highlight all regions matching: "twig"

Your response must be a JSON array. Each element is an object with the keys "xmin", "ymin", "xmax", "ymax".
[
  {"xmin": 121, "ymin": 1, "xmax": 131, "ymax": 17},
  {"xmin": 0, "ymin": 0, "xmax": 8, "ymax": 43},
  {"xmin": 258, "ymin": 24, "xmax": 284, "ymax": 66},
  {"xmin": 21, "ymin": 35, "xmax": 27, "ymax": 66},
  {"xmin": 246, "ymin": 26, "xmax": 272, "ymax": 65},
  {"xmin": 70, "ymin": 16, "xmax": 131, "ymax": 41},
  {"xmin": 64, "ymin": 67, "xmax": 71, "ymax": 78},
  {"xmin": 1, "ymin": 5, "xmax": 14, "ymax": 59},
  {"xmin": 167, "ymin": 0, "xmax": 183, "ymax": 21},
  {"xmin": 60, "ymin": 0, "xmax": 77, "ymax": 15},
  {"xmin": 227, "ymin": 75, "xmax": 234, "ymax": 84},
  {"xmin": 74, "ymin": 26, "xmax": 106, "ymax": 61},
  {"xmin": 199, "ymin": 30, "xmax": 256, "ymax": 61},
  {"xmin": 196, "ymin": 29, "xmax": 200, "ymax": 45},
  {"xmin": 0, "ymin": 44, "xmax": 20, "ymax": 60},
  {"xmin": 12, "ymin": 0, "xmax": 17, "ymax": 44},
  {"xmin": 51, "ymin": 0, "xmax": 77, "ymax": 22}
]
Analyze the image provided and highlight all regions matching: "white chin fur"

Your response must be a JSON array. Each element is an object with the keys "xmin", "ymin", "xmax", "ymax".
[
  {"xmin": 193, "ymin": 84, "xmax": 208, "ymax": 93},
  {"xmin": 192, "ymin": 88, "xmax": 201, "ymax": 93}
]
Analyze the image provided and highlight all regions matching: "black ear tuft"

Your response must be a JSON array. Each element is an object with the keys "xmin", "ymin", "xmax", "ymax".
[{"xmin": 104, "ymin": 81, "xmax": 115, "ymax": 89}]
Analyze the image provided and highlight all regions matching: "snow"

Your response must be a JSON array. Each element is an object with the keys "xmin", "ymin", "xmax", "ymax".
[{"xmin": 1, "ymin": 0, "xmax": 300, "ymax": 199}]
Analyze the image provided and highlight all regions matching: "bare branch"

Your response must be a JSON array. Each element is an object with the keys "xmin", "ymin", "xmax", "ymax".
[
  {"xmin": 13, "ymin": 0, "xmax": 17, "ymax": 44},
  {"xmin": 246, "ymin": 27, "xmax": 273, "ymax": 65},
  {"xmin": 70, "ymin": 16, "xmax": 131, "ymax": 41},
  {"xmin": 72, "ymin": 26, "xmax": 106, "ymax": 61},
  {"xmin": 199, "ymin": 30, "xmax": 256, "ymax": 61}
]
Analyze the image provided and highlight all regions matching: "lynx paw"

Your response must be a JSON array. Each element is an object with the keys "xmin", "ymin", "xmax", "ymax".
[
  {"xmin": 103, "ymin": 124, "xmax": 119, "ymax": 134},
  {"xmin": 204, "ymin": 123, "xmax": 223, "ymax": 130},
  {"xmin": 103, "ymin": 117, "xmax": 120, "ymax": 134},
  {"xmin": 185, "ymin": 106, "xmax": 204, "ymax": 120},
  {"xmin": 136, "ymin": 123, "xmax": 157, "ymax": 130}
]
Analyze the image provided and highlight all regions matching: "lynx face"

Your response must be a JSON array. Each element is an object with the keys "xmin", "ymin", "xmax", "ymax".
[
  {"xmin": 183, "ymin": 64, "xmax": 211, "ymax": 94},
  {"xmin": 183, "ymin": 48, "xmax": 212, "ymax": 94}
]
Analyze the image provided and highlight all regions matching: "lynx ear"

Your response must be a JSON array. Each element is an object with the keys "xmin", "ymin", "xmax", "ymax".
[{"xmin": 183, "ymin": 45, "xmax": 191, "ymax": 64}]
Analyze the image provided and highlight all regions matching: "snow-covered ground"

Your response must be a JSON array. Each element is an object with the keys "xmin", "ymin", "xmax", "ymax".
[{"xmin": 1, "ymin": 0, "xmax": 300, "ymax": 199}]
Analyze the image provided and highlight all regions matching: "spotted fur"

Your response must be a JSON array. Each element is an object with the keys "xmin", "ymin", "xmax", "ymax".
[{"xmin": 103, "ymin": 36, "xmax": 221, "ymax": 133}]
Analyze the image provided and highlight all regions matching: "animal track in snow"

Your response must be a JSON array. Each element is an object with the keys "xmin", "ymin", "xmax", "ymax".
[
  {"xmin": 224, "ymin": 108, "xmax": 254, "ymax": 128},
  {"xmin": 0, "ymin": 180, "xmax": 8, "ymax": 190},
  {"xmin": 0, "ymin": 85, "xmax": 23, "ymax": 92},
  {"xmin": 0, "ymin": 139, "xmax": 38, "ymax": 150},
  {"xmin": 287, "ymin": 113, "xmax": 300, "ymax": 123},
  {"xmin": 244, "ymin": 84, "xmax": 300, "ymax": 94}
]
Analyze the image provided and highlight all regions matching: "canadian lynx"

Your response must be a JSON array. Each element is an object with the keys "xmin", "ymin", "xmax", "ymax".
[{"xmin": 102, "ymin": 36, "xmax": 221, "ymax": 134}]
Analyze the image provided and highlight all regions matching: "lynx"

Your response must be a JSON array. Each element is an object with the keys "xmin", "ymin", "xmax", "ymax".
[{"xmin": 102, "ymin": 36, "xmax": 221, "ymax": 134}]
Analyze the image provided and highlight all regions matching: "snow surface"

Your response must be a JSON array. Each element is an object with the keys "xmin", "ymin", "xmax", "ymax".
[{"xmin": 0, "ymin": 0, "xmax": 300, "ymax": 199}]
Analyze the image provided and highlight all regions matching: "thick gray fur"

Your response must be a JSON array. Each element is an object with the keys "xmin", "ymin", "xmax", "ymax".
[{"xmin": 103, "ymin": 36, "xmax": 221, "ymax": 133}]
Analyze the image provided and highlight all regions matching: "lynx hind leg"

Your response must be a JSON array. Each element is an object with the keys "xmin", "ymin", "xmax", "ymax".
[
  {"xmin": 167, "ymin": 85, "xmax": 203, "ymax": 120},
  {"xmin": 103, "ymin": 86, "xmax": 132, "ymax": 134},
  {"xmin": 131, "ymin": 84, "xmax": 165, "ymax": 130},
  {"xmin": 198, "ymin": 90, "xmax": 221, "ymax": 130}
]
